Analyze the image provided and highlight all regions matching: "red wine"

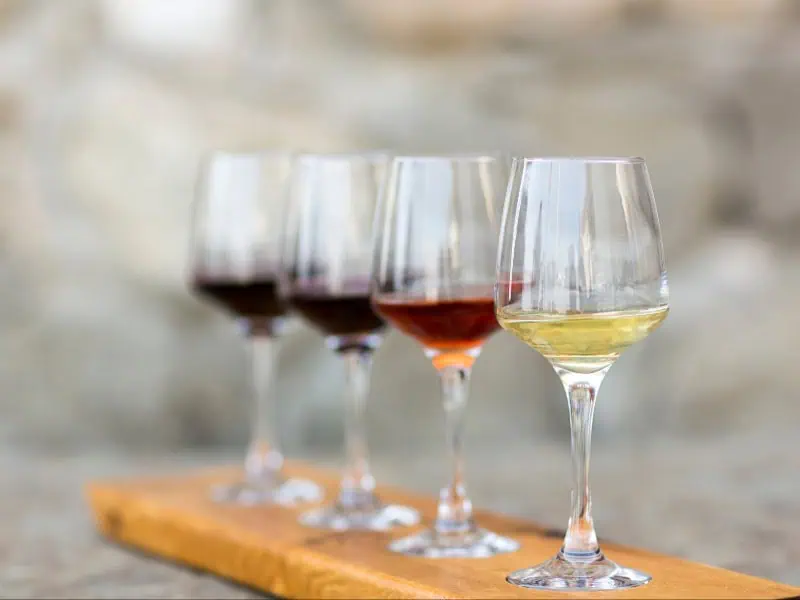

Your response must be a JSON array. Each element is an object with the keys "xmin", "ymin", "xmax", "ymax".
[
  {"xmin": 289, "ymin": 293, "xmax": 385, "ymax": 337},
  {"xmin": 374, "ymin": 295, "xmax": 499, "ymax": 353},
  {"xmin": 193, "ymin": 278, "xmax": 287, "ymax": 320}
]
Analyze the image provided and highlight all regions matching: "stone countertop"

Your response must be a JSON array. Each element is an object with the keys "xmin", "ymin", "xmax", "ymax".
[
  {"xmin": 0, "ymin": 450, "xmax": 262, "ymax": 599},
  {"xmin": 2, "ymin": 428, "xmax": 799, "ymax": 598}
]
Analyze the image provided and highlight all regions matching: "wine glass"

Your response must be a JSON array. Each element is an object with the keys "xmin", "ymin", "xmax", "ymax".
[
  {"xmin": 371, "ymin": 155, "xmax": 520, "ymax": 558},
  {"xmin": 495, "ymin": 157, "xmax": 669, "ymax": 590},
  {"xmin": 283, "ymin": 153, "xmax": 419, "ymax": 531},
  {"xmin": 189, "ymin": 151, "xmax": 322, "ymax": 506}
]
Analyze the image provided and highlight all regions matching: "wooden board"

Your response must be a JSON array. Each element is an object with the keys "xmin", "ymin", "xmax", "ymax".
[{"xmin": 86, "ymin": 462, "xmax": 800, "ymax": 599}]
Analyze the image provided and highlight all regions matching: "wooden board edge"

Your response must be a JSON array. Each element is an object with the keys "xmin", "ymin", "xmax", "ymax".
[
  {"xmin": 86, "ymin": 482, "xmax": 446, "ymax": 599},
  {"xmin": 660, "ymin": 560, "xmax": 800, "ymax": 600},
  {"xmin": 86, "ymin": 484, "xmax": 296, "ymax": 597},
  {"xmin": 282, "ymin": 544, "xmax": 446, "ymax": 600}
]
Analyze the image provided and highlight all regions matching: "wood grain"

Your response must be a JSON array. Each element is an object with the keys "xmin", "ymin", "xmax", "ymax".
[{"xmin": 86, "ymin": 462, "xmax": 800, "ymax": 599}]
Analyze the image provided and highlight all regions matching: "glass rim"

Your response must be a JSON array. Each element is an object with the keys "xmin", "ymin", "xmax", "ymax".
[
  {"xmin": 392, "ymin": 153, "xmax": 501, "ymax": 164},
  {"xmin": 513, "ymin": 156, "xmax": 645, "ymax": 165}
]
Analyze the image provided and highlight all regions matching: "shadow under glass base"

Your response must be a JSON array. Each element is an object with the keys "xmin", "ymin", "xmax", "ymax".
[
  {"xmin": 389, "ymin": 527, "xmax": 520, "ymax": 559},
  {"xmin": 211, "ymin": 477, "xmax": 323, "ymax": 507},
  {"xmin": 506, "ymin": 551, "xmax": 651, "ymax": 591},
  {"xmin": 299, "ymin": 501, "xmax": 419, "ymax": 531}
]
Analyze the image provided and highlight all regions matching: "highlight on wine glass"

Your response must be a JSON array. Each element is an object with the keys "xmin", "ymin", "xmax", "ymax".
[
  {"xmin": 371, "ymin": 155, "xmax": 520, "ymax": 558},
  {"xmin": 189, "ymin": 151, "xmax": 322, "ymax": 506},
  {"xmin": 495, "ymin": 156, "xmax": 669, "ymax": 590},
  {"xmin": 283, "ymin": 153, "xmax": 419, "ymax": 531}
]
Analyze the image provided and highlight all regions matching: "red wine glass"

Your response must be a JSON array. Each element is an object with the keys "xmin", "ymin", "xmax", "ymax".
[
  {"xmin": 284, "ymin": 153, "xmax": 419, "ymax": 531},
  {"xmin": 371, "ymin": 155, "xmax": 520, "ymax": 558},
  {"xmin": 190, "ymin": 151, "xmax": 322, "ymax": 506}
]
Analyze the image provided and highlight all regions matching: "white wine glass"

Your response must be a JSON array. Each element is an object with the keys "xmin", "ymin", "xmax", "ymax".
[{"xmin": 495, "ymin": 157, "xmax": 669, "ymax": 590}]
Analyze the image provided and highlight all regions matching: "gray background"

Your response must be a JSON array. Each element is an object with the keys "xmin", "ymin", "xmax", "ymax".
[{"xmin": 2, "ymin": 0, "xmax": 799, "ymax": 596}]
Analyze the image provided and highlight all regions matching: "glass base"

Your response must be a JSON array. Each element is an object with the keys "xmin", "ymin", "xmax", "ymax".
[
  {"xmin": 299, "ymin": 502, "xmax": 419, "ymax": 531},
  {"xmin": 506, "ymin": 551, "xmax": 651, "ymax": 591},
  {"xmin": 211, "ymin": 477, "xmax": 322, "ymax": 507},
  {"xmin": 389, "ymin": 527, "xmax": 520, "ymax": 558}
]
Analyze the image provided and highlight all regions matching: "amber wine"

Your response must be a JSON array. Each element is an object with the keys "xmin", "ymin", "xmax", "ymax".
[{"xmin": 497, "ymin": 305, "xmax": 669, "ymax": 373}]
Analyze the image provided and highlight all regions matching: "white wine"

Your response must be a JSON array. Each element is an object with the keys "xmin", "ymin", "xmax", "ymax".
[{"xmin": 497, "ymin": 305, "xmax": 669, "ymax": 373}]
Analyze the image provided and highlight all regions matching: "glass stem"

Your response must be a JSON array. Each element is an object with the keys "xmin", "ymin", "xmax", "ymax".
[
  {"xmin": 557, "ymin": 367, "xmax": 608, "ymax": 563},
  {"xmin": 242, "ymin": 319, "xmax": 284, "ymax": 483},
  {"xmin": 338, "ymin": 347, "xmax": 377, "ymax": 509},
  {"xmin": 434, "ymin": 364, "xmax": 475, "ymax": 536}
]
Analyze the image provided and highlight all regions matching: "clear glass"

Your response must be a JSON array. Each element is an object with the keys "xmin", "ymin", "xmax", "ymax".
[
  {"xmin": 371, "ymin": 155, "xmax": 520, "ymax": 558},
  {"xmin": 283, "ymin": 153, "xmax": 418, "ymax": 531},
  {"xmin": 495, "ymin": 157, "xmax": 669, "ymax": 590},
  {"xmin": 189, "ymin": 151, "xmax": 322, "ymax": 506}
]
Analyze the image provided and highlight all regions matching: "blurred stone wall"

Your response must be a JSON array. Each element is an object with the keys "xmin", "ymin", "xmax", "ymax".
[{"xmin": 2, "ymin": 0, "xmax": 800, "ymax": 457}]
